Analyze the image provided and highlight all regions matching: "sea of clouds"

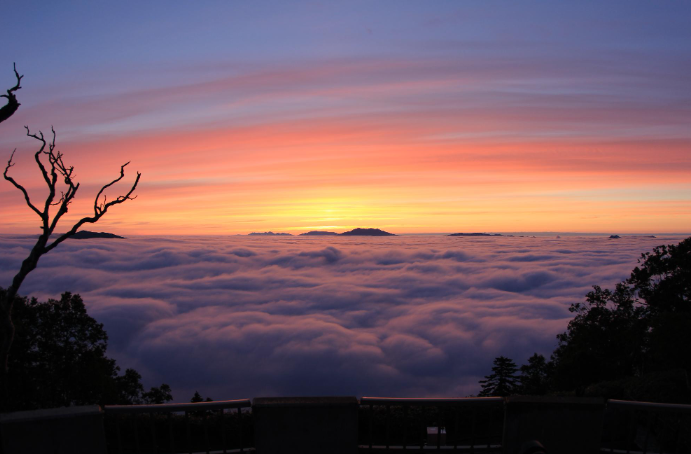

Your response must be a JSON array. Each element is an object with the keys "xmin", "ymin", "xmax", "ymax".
[{"xmin": 0, "ymin": 234, "xmax": 685, "ymax": 401}]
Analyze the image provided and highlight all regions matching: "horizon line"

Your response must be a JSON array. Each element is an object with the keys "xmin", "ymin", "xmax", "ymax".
[{"xmin": 2, "ymin": 231, "xmax": 691, "ymax": 237}]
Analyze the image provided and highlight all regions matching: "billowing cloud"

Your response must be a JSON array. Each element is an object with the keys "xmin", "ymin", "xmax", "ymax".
[{"xmin": 0, "ymin": 234, "xmax": 685, "ymax": 400}]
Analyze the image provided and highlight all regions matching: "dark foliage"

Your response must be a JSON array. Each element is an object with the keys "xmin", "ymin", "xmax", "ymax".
[
  {"xmin": 519, "ymin": 353, "xmax": 552, "ymax": 396},
  {"xmin": 479, "ymin": 237, "xmax": 691, "ymax": 403},
  {"xmin": 551, "ymin": 282, "xmax": 647, "ymax": 393},
  {"xmin": 143, "ymin": 383, "xmax": 173, "ymax": 404},
  {"xmin": 551, "ymin": 237, "xmax": 691, "ymax": 401},
  {"xmin": 479, "ymin": 356, "xmax": 520, "ymax": 397},
  {"xmin": 190, "ymin": 390, "xmax": 214, "ymax": 417},
  {"xmin": 191, "ymin": 390, "xmax": 213, "ymax": 403},
  {"xmin": 4, "ymin": 288, "xmax": 172, "ymax": 410}
]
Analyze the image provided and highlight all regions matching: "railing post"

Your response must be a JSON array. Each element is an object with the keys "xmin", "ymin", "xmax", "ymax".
[
  {"xmin": 453, "ymin": 406, "xmax": 459, "ymax": 452},
  {"xmin": 403, "ymin": 405, "xmax": 409, "ymax": 450},
  {"xmin": 168, "ymin": 412, "xmax": 175, "ymax": 454},
  {"xmin": 436, "ymin": 405, "xmax": 442, "ymax": 450},
  {"xmin": 204, "ymin": 411, "xmax": 210, "ymax": 454},
  {"xmin": 486, "ymin": 407, "xmax": 492, "ymax": 450},
  {"xmin": 150, "ymin": 412, "xmax": 158, "ymax": 454},
  {"xmin": 133, "ymin": 414, "xmax": 141, "ymax": 454},
  {"xmin": 369, "ymin": 403, "xmax": 373, "ymax": 452},
  {"xmin": 385, "ymin": 405, "xmax": 390, "ymax": 451},
  {"xmin": 419, "ymin": 405, "xmax": 424, "ymax": 452},
  {"xmin": 238, "ymin": 407, "xmax": 244, "ymax": 453},
  {"xmin": 470, "ymin": 406, "xmax": 476, "ymax": 453},
  {"xmin": 218, "ymin": 409, "xmax": 227, "ymax": 454},
  {"xmin": 115, "ymin": 415, "xmax": 123, "ymax": 454},
  {"xmin": 625, "ymin": 409, "xmax": 633, "ymax": 454},
  {"xmin": 185, "ymin": 411, "xmax": 192, "ymax": 454}
]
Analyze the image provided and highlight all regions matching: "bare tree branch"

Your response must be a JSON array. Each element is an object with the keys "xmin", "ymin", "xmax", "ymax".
[
  {"xmin": 45, "ymin": 169, "xmax": 140, "ymax": 253},
  {"xmin": 0, "ymin": 64, "xmax": 23, "ymax": 125},
  {"xmin": 25, "ymin": 126, "xmax": 52, "ymax": 189},
  {"xmin": 1, "ymin": 126, "xmax": 140, "ymax": 386},
  {"xmin": 3, "ymin": 150, "xmax": 44, "ymax": 219}
]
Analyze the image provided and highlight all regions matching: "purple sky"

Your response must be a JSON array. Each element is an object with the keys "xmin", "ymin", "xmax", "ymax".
[{"xmin": 2, "ymin": 1, "xmax": 691, "ymax": 234}]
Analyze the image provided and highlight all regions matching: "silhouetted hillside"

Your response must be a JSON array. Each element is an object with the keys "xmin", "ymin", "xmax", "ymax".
[
  {"xmin": 340, "ymin": 228, "xmax": 395, "ymax": 236},
  {"xmin": 70, "ymin": 231, "xmax": 125, "ymax": 240}
]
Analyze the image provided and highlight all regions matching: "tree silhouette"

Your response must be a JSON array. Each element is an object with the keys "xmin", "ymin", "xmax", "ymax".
[
  {"xmin": 4, "ymin": 289, "xmax": 171, "ymax": 410},
  {"xmin": 477, "ymin": 238, "xmax": 691, "ymax": 403},
  {"xmin": 0, "ymin": 64, "xmax": 22, "ymax": 125},
  {"xmin": 519, "ymin": 353, "xmax": 552, "ymax": 395},
  {"xmin": 550, "ymin": 237, "xmax": 691, "ymax": 400},
  {"xmin": 191, "ymin": 391, "xmax": 213, "ymax": 403},
  {"xmin": 190, "ymin": 391, "xmax": 214, "ymax": 416},
  {"xmin": 551, "ymin": 283, "xmax": 646, "ymax": 393},
  {"xmin": 142, "ymin": 384, "xmax": 173, "ymax": 405},
  {"xmin": 1, "ymin": 126, "xmax": 140, "ymax": 400},
  {"xmin": 479, "ymin": 356, "xmax": 520, "ymax": 397},
  {"xmin": 115, "ymin": 368, "xmax": 146, "ymax": 405}
]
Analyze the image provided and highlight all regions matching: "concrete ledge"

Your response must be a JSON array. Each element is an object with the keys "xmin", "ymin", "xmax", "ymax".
[
  {"xmin": 507, "ymin": 396, "xmax": 604, "ymax": 407},
  {"xmin": 0, "ymin": 405, "xmax": 107, "ymax": 454},
  {"xmin": 254, "ymin": 396, "xmax": 358, "ymax": 407},
  {"xmin": 0, "ymin": 404, "xmax": 102, "ymax": 422},
  {"xmin": 254, "ymin": 396, "xmax": 358, "ymax": 454},
  {"xmin": 503, "ymin": 396, "xmax": 605, "ymax": 454}
]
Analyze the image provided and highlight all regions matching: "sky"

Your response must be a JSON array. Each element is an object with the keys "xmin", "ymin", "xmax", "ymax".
[
  {"xmin": 2, "ymin": 233, "xmax": 682, "ymax": 399},
  {"xmin": 1, "ymin": 1, "xmax": 691, "ymax": 235}
]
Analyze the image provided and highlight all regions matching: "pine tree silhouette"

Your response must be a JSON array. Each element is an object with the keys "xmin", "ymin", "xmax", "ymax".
[{"xmin": 479, "ymin": 356, "xmax": 520, "ymax": 397}]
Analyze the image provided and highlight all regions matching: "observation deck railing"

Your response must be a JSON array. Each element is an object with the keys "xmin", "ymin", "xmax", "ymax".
[
  {"xmin": 103, "ymin": 399, "xmax": 252, "ymax": 454},
  {"xmin": 359, "ymin": 397, "xmax": 504, "ymax": 452},
  {"xmin": 601, "ymin": 399, "xmax": 691, "ymax": 454},
  {"xmin": 5, "ymin": 396, "xmax": 691, "ymax": 454}
]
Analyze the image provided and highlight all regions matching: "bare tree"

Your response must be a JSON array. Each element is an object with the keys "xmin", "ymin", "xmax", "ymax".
[
  {"xmin": 0, "ymin": 64, "xmax": 22, "ymax": 125},
  {"xmin": 1, "ymin": 126, "xmax": 140, "ymax": 393}
]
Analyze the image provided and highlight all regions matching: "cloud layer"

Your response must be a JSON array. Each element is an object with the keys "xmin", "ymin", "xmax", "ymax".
[{"xmin": 0, "ymin": 234, "xmax": 685, "ymax": 400}]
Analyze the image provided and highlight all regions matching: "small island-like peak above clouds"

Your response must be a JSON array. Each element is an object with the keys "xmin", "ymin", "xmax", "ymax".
[
  {"xmin": 339, "ymin": 228, "xmax": 395, "ymax": 236},
  {"xmin": 250, "ymin": 228, "xmax": 396, "ymax": 236},
  {"xmin": 68, "ymin": 231, "xmax": 125, "ymax": 240}
]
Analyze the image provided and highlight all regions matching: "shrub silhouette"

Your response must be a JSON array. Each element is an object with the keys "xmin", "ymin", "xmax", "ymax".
[
  {"xmin": 4, "ymin": 289, "xmax": 171, "ymax": 410},
  {"xmin": 481, "ymin": 237, "xmax": 691, "ymax": 403}
]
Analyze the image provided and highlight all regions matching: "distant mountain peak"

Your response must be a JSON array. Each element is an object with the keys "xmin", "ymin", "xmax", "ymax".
[
  {"xmin": 340, "ymin": 228, "xmax": 395, "ymax": 236},
  {"xmin": 70, "ymin": 230, "xmax": 125, "ymax": 240}
]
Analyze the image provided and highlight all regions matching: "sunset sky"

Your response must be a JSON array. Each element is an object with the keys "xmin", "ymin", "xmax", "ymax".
[{"xmin": 1, "ymin": 1, "xmax": 690, "ymax": 235}]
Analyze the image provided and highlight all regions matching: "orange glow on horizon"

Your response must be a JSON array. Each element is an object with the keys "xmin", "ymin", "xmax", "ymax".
[{"xmin": 2, "ymin": 65, "xmax": 690, "ymax": 236}]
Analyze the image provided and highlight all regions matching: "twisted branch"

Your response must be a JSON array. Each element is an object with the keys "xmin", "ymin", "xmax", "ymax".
[
  {"xmin": 3, "ymin": 150, "xmax": 43, "ymax": 219},
  {"xmin": 0, "ymin": 64, "xmax": 23, "ymax": 125},
  {"xmin": 3, "ymin": 127, "xmax": 141, "ymax": 254}
]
